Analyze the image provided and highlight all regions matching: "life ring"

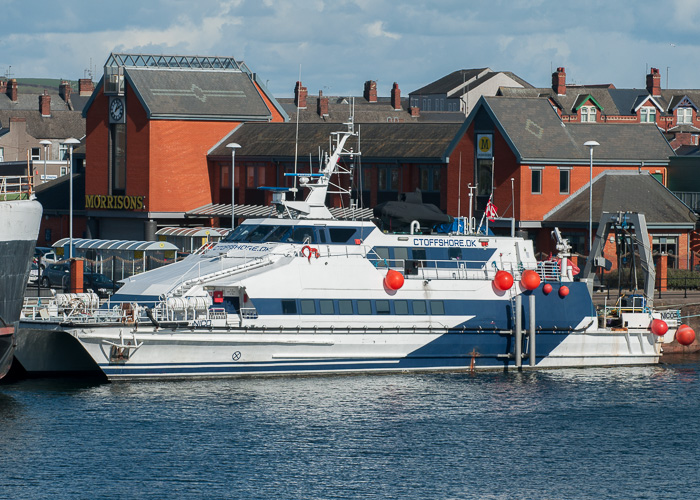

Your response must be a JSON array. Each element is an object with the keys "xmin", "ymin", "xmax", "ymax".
[{"xmin": 301, "ymin": 245, "xmax": 320, "ymax": 262}]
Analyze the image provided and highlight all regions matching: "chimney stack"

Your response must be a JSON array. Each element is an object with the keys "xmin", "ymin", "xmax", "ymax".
[
  {"xmin": 364, "ymin": 80, "xmax": 377, "ymax": 103},
  {"xmin": 409, "ymin": 106, "xmax": 420, "ymax": 117},
  {"xmin": 391, "ymin": 82, "xmax": 401, "ymax": 110},
  {"xmin": 59, "ymin": 81, "xmax": 72, "ymax": 102},
  {"xmin": 647, "ymin": 68, "xmax": 661, "ymax": 96},
  {"xmin": 78, "ymin": 78, "xmax": 94, "ymax": 96},
  {"xmin": 294, "ymin": 81, "xmax": 308, "ymax": 109},
  {"xmin": 317, "ymin": 90, "xmax": 329, "ymax": 117},
  {"xmin": 552, "ymin": 67, "xmax": 566, "ymax": 96},
  {"xmin": 39, "ymin": 91, "xmax": 51, "ymax": 116},
  {"xmin": 7, "ymin": 78, "xmax": 18, "ymax": 101}
]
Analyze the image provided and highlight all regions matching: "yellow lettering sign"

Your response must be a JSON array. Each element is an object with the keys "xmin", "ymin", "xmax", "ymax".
[{"xmin": 84, "ymin": 195, "xmax": 145, "ymax": 211}]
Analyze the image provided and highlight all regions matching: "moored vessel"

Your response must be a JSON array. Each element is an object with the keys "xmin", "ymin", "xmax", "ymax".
[
  {"xmin": 16, "ymin": 124, "xmax": 675, "ymax": 380},
  {"xmin": 1, "ymin": 176, "xmax": 42, "ymax": 379}
]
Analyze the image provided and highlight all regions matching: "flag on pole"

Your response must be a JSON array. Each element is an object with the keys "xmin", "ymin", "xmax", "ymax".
[{"xmin": 485, "ymin": 195, "xmax": 498, "ymax": 222}]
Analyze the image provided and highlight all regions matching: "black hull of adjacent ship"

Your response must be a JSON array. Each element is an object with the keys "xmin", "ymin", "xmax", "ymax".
[{"xmin": 0, "ymin": 239, "xmax": 35, "ymax": 378}]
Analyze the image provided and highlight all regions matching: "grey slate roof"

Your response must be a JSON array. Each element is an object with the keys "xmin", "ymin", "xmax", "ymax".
[
  {"xmin": 472, "ymin": 97, "xmax": 675, "ymax": 163},
  {"xmin": 278, "ymin": 96, "xmax": 465, "ymax": 124},
  {"xmin": 501, "ymin": 84, "xmax": 700, "ymax": 118},
  {"xmin": 544, "ymin": 171, "xmax": 696, "ymax": 226},
  {"xmin": 209, "ymin": 122, "xmax": 462, "ymax": 161},
  {"xmin": 125, "ymin": 68, "xmax": 274, "ymax": 121},
  {"xmin": 0, "ymin": 109, "xmax": 85, "ymax": 140},
  {"xmin": 410, "ymin": 69, "xmax": 490, "ymax": 95}
]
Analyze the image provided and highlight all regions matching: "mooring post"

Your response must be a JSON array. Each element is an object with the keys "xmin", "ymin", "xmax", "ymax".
[
  {"xmin": 529, "ymin": 294, "xmax": 536, "ymax": 367},
  {"xmin": 515, "ymin": 294, "xmax": 522, "ymax": 368}
]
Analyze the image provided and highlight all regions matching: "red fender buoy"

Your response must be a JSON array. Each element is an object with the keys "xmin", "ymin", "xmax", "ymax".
[
  {"xmin": 520, "ymin": 270, "xmax": 541, "ymax": 290},
  {"xmin": 494, "ymin": 270, "xmax": 514, "ymax": 291},
  {"xmin": 558, "ymin": 285, "xmax": 569, "ymax": 297},
  {"xmin": 675, "ymin": 324, "xmax": 696, "ymax": 346},
  {"xmin": 384, "ymin": 269, "xmax": 404, "ymax": 290},
  {"xmin": 543, "ymin": 283, "xmax": 553, "ymax": 295},
  {"xmin": 650, "ymin": 319, "xmax": 668, "ymax": 336}
]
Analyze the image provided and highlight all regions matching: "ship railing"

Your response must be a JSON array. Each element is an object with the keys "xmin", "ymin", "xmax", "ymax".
[
  {"xmin": 370, "ymin": 256, "xmax": 529, "ymax": 281},
  {"xmin": 535, "ymin": 260, "xmax": 562, "ymax": 282},
  {"xmin": 0, "ymin": 175, "xmax": 33, "ymax": 200},
  {"xmin": 167, "ymin": 255, "xmax": 273, "ymax": 297}
]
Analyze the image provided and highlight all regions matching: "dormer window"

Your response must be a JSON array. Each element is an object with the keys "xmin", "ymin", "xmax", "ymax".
[
  {"xmin": 677, "ymin": 107, "xmax": 693, "ymax": 124},
  {"xmin": 581, "ymin": 106, "xmax": 597, "ymax": 122},
  {"xmin": 640, "ymin": 107, "xmax": 656, "ymax": 123}
]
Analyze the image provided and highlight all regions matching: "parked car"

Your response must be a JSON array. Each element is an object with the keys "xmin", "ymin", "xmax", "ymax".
[
  {"xmin": 34, "ymin": 247, "xmax": 59, "ymax": 270},
  {"xmin": 40, "ymin": 261, "xmax": 71, "ymax": 288},
  {"xmin": 28, "ymin": 262, "xmax": 39, "ymax": 284},
  {"xmin": 40, "ymin": 262, "xmax": 118, "ymax": 297}
]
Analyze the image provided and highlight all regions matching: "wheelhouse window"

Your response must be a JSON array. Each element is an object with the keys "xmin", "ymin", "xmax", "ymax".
[
  {"xmin": 640, "ymin": 107, "xmax": 656, "ymax": 123},
  {"xmin": 531, "ymin": 168, "xmax": 542, "ymax": 194}
]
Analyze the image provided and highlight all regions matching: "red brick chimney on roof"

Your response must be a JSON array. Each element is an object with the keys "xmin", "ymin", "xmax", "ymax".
[
  {"xmin": 552, "ymin": 67, "xmax": 566, "ymax": 96},
  {"xmin": 409, "ymin": 106, "xmax": 420, "ymax": 117},
  {"xmin": 647, "ymin": 68, "xmax": 661, "ymax": 96},
  {"xmin": 59, "ymin": 81, "xmax": 72, "ymax": 102},
  {"xmin": 294, "ymin": 81, "xmax": 308, "ymax": 109},
  {"xmin": 317, "ymin": 90, "xmax": 329, "ymax": 117},
  {"xmin": 391, "ymin": 82, "xmax": 401, "ymax": 110},
  {"xmin": 39, "ymin": 91, "xmax": 51, "ymax": 116},
  {"xmin": 364, "ymin": 80, "xmax": 377, "ymax": 103},
  {"xmin": 7, "ymin": 78, "xmax": 18, "ymax": 101},
  {"xmin": 78, "ymin": 78, "xmax": 94, "ymax": 96}
]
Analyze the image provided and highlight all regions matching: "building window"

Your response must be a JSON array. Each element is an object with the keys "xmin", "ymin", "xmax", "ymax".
[
  {"xmin": 640, "ymin": 107, "xmax": 656, "ymax": 123},
  {"xmin": 531, "ymin": 168, "xmax": 542, "ymax": 194},
  {"xmin": 677, "ymin": 107, "xmax": 693, "ymax": 124},
  {"xmin": 59, "ymin": 144, "xmax": 69, "ymax": 161},
  {"xmin": 31, "ymin": 148, "xmax": 40, "ymax": 160},
  {"xmin": 378, "ymin": 167, "xmax": 399, "ymax": 191},
  {"xmin": 653, "ymin": 236, "xmax": 678, "ymax": 268},
  {"xmin": 419, "ymin": 167, "xmax": 440, "ymax": 192},
  {"xmin": 109, "ymin": 123, "xmax": 126, "ymax": 195},
  {"xmin": 0, "ymin": 147, "xmax": 4, "ymax": 162},
  {"xmin": 580, "ymin": 106, "xmax": 597, "ymax": 122},
  {"xmin": 559, "ymin": 169, "xmax": 570, "ymax": 194},
  {"xmin": 221, "ymin": 165, "xmax": 231, "ymax": 188}
]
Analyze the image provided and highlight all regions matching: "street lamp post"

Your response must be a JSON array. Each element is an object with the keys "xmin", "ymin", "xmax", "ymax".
[
  {"xmin": 226, "ymin": 143, "xmax": 241, "ymax": 229},
  {"xmin": 64, "ymin": 138, "xmax": 80, "ymax": 258},
  {"xmin": 40, "ymin": 140, "xmax": 52, "ymax": 184},
  {"xmin": 584, "ymin": 140, "xmax": 600, "ymax": 254}
]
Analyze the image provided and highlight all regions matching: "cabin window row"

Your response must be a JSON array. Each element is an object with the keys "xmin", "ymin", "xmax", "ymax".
[
  {"xmin": 281, "ymin": 299, "xmax": 446, "ymax": 316},
  {"xmin": 224, "ymin": 224, "xmax": 368, "ymax": 245}
]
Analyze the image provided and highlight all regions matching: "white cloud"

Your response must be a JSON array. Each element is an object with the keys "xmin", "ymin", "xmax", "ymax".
[{"xmin": 364, "ymin": 21, "xmax": 401, "ymax": 40}]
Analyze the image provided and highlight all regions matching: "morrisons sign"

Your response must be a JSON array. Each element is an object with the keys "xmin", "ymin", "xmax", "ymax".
[{"xmin": 85, "ymin": 194, "xmax": 144, "ymax": 210}]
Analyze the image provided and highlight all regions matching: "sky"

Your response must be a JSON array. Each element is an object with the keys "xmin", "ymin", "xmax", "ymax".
[{"xmin": 1, "ymin": 0, "xmax": 699, "ymax": 98}]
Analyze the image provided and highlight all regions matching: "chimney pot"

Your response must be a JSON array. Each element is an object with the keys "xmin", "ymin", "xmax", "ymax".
[
  {"xmin": 59, "ymin": 80, "xmax": 72, "ymax": 101},
  {"xmin": 39, "ymin": 90, "xmax": 51, "ymax": 116},
  {"xmin": 364, "ymin": 80, "xmax": 377, "ymax": 103},
  {"xmin": 391, "ymin": 82, "xmax": 401, "ymax": 110},
  {"xmin": 647, "ymin": 67, "xmax": 661, "ymax": 96},
  {"xmin": 294, "ymin": 81, "xmax": 308, "ymax": 109},
  {"xmin": 552, "ymin": 67, "xmax": 566, "ymax": 96},
  {"xmin": 317, "ymin": 90, "xmax": 329, "ymax": 117},
  {"xmin": 78, "ymin": 78, "xmax": 94, "ymax": 96},
  {"xmin": 7, "ymin": 78, "xmax": 18, "ymax": 101}
]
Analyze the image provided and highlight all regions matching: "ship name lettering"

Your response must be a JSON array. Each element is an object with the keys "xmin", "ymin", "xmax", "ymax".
[{"xmin": 413, "ymin": 238, "xmax": 476, "ymax": 248}]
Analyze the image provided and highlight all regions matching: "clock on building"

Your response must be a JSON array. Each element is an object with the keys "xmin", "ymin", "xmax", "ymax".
[{"xmin": 109, "ymin": 97, "xmax": 125, "ymax": 123}]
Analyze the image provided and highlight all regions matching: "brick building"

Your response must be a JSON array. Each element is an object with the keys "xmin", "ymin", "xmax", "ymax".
[{"xmin": 81, "ymin": 53, "xmax": 286, "ymax": 240}]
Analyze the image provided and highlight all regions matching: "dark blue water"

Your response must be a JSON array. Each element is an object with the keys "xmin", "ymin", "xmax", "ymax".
[{"xmin": 2, "ymin": 355, "xmax": 699, "ymax": 500}]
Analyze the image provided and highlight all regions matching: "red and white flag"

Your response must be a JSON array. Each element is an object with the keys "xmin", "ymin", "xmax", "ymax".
[{"xmin": 485, "ymin": 196, "xmax": 498, "ymax": 222}]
